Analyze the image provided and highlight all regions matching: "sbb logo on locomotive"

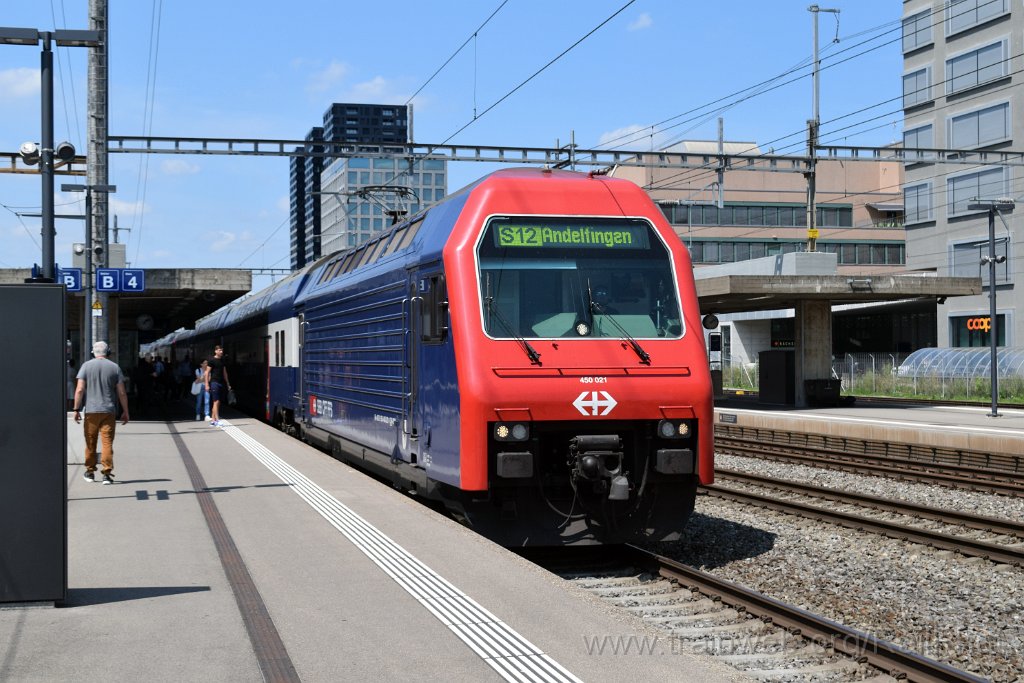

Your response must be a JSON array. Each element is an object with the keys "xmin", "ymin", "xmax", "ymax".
[{"xmin": 309, "ymin": 395, "xmax": 334, "ymax": 418}]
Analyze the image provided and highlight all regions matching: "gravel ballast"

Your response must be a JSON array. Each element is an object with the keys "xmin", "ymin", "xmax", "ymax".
[{"xmin": 644, "ymin": 455, "xmax": 1024, "ymax": 681}]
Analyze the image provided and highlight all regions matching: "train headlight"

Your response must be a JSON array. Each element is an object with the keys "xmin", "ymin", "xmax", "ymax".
[
  {"xmin": 494, "ymin": 422, "xmax": 529, "ymax": 441},
  {"xmin": 657, "ymin": 419, "xmax": 690, "ymax": 439}
]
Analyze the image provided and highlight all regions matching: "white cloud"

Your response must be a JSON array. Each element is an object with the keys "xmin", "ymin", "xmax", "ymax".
[
  {"xmin": 598, "ymin": 124, "xmax": 651, "ymax": 147},
  {"xmin": 276, "ymin": 195, "xmax": 290, "ymax": 212},
  {"xmin": 207, "ymin": 231, "xmax": 237, "ymax": 252},
  {"xmin": 161, "ymin": 159, "xmax": 200, "ymax": 176},
  {"xmin": 0, "ymin": 68, "xmax": 39, "ymax": 98},
  {"xmin": 348, "ymin": 76, "xmax": 392, "ymax": 100},
  {"xmin": 109, "ymin": 198, "xmax": 147, "ymax": 217},
  {"xmin": 308, "ymin": 60, "xmax": 351, "ymax": 93},
  {"xmin": 628, "ymin": 13, "xmax": 653, "ymax": 31},
  {"xmin": 598, "ymin": 124, "xmax": 676, "ymax": 151}
]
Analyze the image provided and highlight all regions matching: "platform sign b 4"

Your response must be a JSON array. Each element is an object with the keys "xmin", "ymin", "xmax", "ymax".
[
  {"xmin": 96, "ymin": 268, "xmax": 120, "ymax": 292},
  {"xmin": 121, "ymin": 269, "xmax": 145, "ymax": 292},
  {"xmin": 59, "ymin": 268, "xmax": 82, "ymax": 292},
  {"xmin": 93, "ymin": 268, "xmax": 146, "ymax": 293}
]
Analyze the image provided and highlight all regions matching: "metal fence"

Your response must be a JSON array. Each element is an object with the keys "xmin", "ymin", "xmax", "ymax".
[{"xmin": 721, "ymin": 351, "xmax": 1024, "ymax": 401}]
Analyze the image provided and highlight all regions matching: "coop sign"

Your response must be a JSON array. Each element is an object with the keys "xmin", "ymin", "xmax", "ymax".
[{"xmin": 966, "ymin": 317, "xmax": 992, "ymax": 332}]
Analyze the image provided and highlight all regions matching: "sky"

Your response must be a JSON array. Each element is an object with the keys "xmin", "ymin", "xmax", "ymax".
[{"xmin": 1, "ymin": 1, "xmax": 904, "ymax": 291}]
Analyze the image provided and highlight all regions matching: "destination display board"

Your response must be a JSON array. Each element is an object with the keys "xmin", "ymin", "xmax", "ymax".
[{"xmin": 493, "ymin": 221, "xmax": 650, "ymax": 250}]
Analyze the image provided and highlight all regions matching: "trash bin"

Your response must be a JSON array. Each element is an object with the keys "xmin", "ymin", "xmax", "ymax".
[{"xmin": 804, "ymin": 378, "xmax": 841, "ymax": 407}]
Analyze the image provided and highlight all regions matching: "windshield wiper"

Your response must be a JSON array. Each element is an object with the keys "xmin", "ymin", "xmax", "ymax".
[
  {"xmin": 485, "ymin": 296, "xmax": 542, "ymax": 365},
  {"xmin": 587, "ymin": 286, "xmax": 651, "ymax": 365}
]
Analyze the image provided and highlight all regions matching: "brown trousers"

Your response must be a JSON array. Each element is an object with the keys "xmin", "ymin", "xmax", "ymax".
[{"xmin": 83, "ymin": 412, "xmax": 116, "ymax": 475}]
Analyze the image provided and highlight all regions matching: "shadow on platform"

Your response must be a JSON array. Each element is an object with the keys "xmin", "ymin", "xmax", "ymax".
[{"xmin": 62, "ymin": 585, "xmax": 211, "ymax": 607}]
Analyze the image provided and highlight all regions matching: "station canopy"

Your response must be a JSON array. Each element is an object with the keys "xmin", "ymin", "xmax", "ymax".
[{"xmin": 897, "ymin": 347, "xmax": 1024, "ymax": 379}]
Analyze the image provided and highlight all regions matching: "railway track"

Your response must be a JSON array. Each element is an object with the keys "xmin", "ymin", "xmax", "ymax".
[
  {"xmin": 529, "ymin": 546, "xmax": 987, "ymax": 683},
  {"xmin": 720, "ymin": 390, "xmax": 1024, "ymax": 412},
  {"xmin": 709, "ymin": 469, "xmax": 1024, "ymax": 566},
  {"xmin": 715, "ymin": 432, "xmax": 1024, "ymax": 497}
]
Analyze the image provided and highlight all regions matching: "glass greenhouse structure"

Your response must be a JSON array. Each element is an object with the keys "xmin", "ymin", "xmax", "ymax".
[{"xmin": 897, "ymin": 347, "xmax": 1024, "ymax": 379}]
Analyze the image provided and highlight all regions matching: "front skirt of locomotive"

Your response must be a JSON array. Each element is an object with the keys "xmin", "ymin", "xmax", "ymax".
[{"xmin": 441, "ymin": 419, "xmax": 701, "ymax": 546}]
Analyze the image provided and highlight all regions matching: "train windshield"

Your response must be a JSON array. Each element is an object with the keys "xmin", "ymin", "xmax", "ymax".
[{"xmin": 477, "ymin": 217, "xmax": 683, "ymax": 340}]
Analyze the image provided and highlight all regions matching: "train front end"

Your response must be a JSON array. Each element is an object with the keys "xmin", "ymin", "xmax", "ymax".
[{"xmin": 444, "ymin": 170, "xmax": 713, "ymax": 546}]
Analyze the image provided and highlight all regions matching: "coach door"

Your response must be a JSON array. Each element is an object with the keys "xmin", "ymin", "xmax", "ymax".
[
  {"xmin": 402, "ymin": 277, "xmax": 421, "ymax": 456},
  {"xmin": 298, "ymin": 311, "xmax": 309, "ymax": 428},
  {"xmin": 405, "ymin": 267, "xmax": 448, "ymax": 466}
]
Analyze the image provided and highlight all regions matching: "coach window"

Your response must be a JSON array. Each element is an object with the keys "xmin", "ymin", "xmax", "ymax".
[
  {"xmin": 383, "ymin": 226, "xmax": 407, "ymax": 256},
  {"xmin": 351, "ymin": 245, "xmax": 369, "ymax": 269},
  {"xmin": 395, "ymin": 217, "xmax": 424, "ymax": 252},
  {"xmin": 420, "ymin": 274, "xmax": 448, "ymax": 343}
]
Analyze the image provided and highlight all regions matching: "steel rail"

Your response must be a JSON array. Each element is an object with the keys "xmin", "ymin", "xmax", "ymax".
[
  {"xmin": 716, "ymin": 468, "xmax": 1024, "ymax": 538},
  {"xmin": 704, "ymin": 484, "xmax": 1024, "ymax": 565},
  {"xmin": 621, "ymin": 544, "xmax": 989, "ymax": 683},
  {"xmin": 717, "ymin": 437, "xmax": 1024, "ymax": 497},
  {"xmin": 714, "ymin": 423, "xmax": 1023, "ymax": 474}
]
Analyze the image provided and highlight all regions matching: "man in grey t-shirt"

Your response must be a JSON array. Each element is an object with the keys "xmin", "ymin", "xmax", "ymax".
[{"xmin": 73, "ymin": 341, "xmax": 130, "ymax": 485}]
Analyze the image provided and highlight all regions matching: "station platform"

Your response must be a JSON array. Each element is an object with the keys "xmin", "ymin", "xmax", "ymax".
[
  {"xmin": 0, "ymin": 405, "xmax": 736, "ymax": 683},
  {"xmin": 714, "ymin": 395, "xmax": 1024, "ymax": 456}
]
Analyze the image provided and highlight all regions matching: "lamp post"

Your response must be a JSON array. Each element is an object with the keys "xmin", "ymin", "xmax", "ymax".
[
  {"xmin": 63, "ymin": 184, "xmax": 116, "ymax": 354},
  {"xmin": 0, "ymin": 27, "xmax": 101, "ymax": 282},
  {"xmin": 967, "ymin": 198, "xmax": 1014, "ymax": 418}
]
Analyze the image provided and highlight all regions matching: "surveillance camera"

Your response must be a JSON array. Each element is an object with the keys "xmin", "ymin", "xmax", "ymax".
[
  {"xmin": 19, "ymin": 141, "xmax": 40, "ymax": 166},
  {"xmin": 55, "ymin": 141, "xmax": 76, "ymax": 162},
  {"xmin": 73, "ymin": 243, "xmax": 86, "ymax": 255}
]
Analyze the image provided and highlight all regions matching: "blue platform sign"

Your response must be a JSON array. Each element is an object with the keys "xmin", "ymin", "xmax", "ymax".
[
  {"xmin": 59, "ymin": 268, "xmax": 82, "ymax": 292},
  {"xmin": 121, "ymin": 269, "xmax": 145, "ymax": 292},
  {"xmin": 95, "ymin": 268, "xmax": 121, "ymax": 292}
]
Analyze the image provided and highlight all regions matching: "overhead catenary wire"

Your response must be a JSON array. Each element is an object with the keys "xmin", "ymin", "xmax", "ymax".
[
  {"xmin": 129, "ymin": 0, "xmax": 164, "ymax": 267},
  {"xmin": 596, "ymin": 0, "xmax": 998, "ymax": 156},
  {"xmin": 435, "ymin": 0, "xmax": 638, "ymax": 146},
  {"xmin": 404, "ymin": 0, "xmax": 508, "ymax": 108},
  {"xmin": 49, "ymin": 0, "xmax": 84, "ymax": 151},
  {"xmin": 645, "ymin": 44, "xmax": 1024, "ymax": 197},
  {"xmin": 376, "ymin": 0, "xmax": 638, "ymax": 195}
]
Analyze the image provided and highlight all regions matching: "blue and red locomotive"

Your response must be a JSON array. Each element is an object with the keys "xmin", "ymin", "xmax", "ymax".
[{"xmin": 178, "ymin": 167, "xmax": 714, "ymax": 545}]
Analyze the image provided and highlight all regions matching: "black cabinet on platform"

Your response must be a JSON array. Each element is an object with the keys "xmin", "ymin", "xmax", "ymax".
[
  {"xmin": 758, "ymin": 350, "xmax": 795, "ymax": 406},
  {"xmin": 0, "ymin": 285, "xmax": 67, "ymax": 604}
]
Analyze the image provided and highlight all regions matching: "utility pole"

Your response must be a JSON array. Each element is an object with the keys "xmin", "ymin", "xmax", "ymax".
[
  {"xmin": 717, "ymin": 118, "xmax": 724, "ymax": 208},
  {"xmin": 806, "ymin": 5, "xmax": 839, "ymax": 253},
  {"xmin": 88, "ymin": 0, "xmax": 112, "ymax": 346},
  {"xmin": 967, "ymin": 198, "xmax": 1014, "ymax": 418}
]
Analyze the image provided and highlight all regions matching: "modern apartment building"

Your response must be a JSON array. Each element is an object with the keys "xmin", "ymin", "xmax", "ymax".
[
  {"xmin": 289, "ymin": 104, "xmax": 422, "ymax": 269},
  {"xmin": 319, "ymin": 156, "xmax": 447, "ymax": 254},
  {"xmin": 289, "ymin": 127, "xmax": 324, "ymax": 270},
  {"xmin": 902, "ymin": 0, "xmax": 1023, "ymax": 348}
]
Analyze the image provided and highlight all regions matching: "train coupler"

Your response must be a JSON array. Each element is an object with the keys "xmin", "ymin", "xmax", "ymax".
[{"xmin": 569, "ymin": 434, "xmax": 630, "ymax": 501}]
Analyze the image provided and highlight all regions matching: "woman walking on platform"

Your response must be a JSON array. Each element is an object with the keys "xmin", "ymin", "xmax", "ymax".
[{"xmin": 194, "ymin": 359, "xmax": 210, "ymax": 420}]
